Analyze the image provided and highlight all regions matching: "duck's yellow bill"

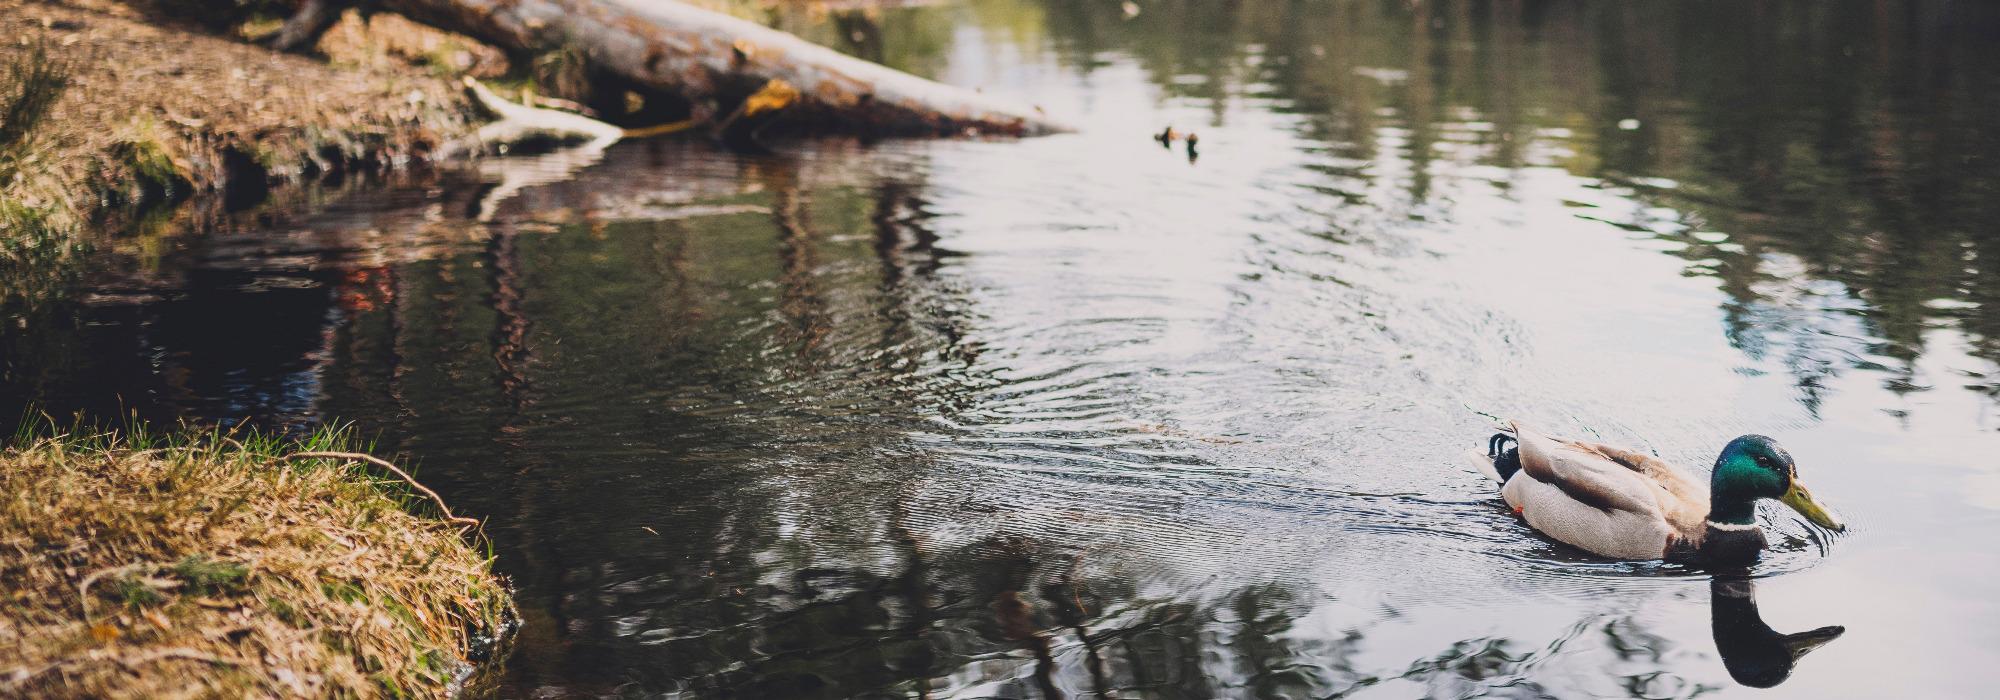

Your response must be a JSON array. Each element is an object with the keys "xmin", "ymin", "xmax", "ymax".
[{"xmin": 1781, "ymin": 481, "xmax": 1845, "ymax": 532}]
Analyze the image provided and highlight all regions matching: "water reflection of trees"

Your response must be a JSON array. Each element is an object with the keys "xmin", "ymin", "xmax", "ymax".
[
  {"xmin": 1027, "ymin": 0, "xmax": 2000, "ymax": 411},
  {"xmin": 1585, "ymin": 2, "xmax": 2000, "ymax": 411}
]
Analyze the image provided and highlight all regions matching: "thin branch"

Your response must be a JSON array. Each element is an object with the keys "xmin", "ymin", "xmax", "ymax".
[
  {"xmin": 283, "ymin": 452, "xmax": 482, "ymax": 529},
  {"xmin": 114, "ymin": 647, "xmax": 243, "ymax": 670},
  {"xmin": 3, "ymin": 647, "xmax": 242, "ymax": 691},
  {"xmin": 77, "ymin": 562, "xmax": 162, "ymax": 621}
]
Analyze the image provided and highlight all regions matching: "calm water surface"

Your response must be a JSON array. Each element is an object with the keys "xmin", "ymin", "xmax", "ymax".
[{"xmin": 7, "ymin": 1, "xmax": 2000, "ymax": 697}]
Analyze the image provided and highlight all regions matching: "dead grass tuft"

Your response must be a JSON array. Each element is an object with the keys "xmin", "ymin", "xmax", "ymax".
[
  {"xmin": 0, "ymin": 38, "xmax": 69, "ymax": 158},
  {"xmin": 0, "ymin": 38, "xmax": 83, "ymax": 313},
  {"xmin": 0, "ymin": 424, "xmax": 513, "ymax": 698}
]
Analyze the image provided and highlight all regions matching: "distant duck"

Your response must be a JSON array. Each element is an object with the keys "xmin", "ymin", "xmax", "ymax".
[{"xmin": 1463, "ymin": 421, "xmax": 1844, "ymax": 564}]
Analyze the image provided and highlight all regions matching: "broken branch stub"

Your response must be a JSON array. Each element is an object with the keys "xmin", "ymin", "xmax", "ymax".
[
  {"xmin": 374, "ymin": 0, "xmax": 1071, "ymax": 136},
  {"xmin": 268, "ymin": 0, "xmax": 346, "ymax": 53}
]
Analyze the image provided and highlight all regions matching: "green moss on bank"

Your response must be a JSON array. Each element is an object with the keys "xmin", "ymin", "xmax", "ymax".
[{"xmin": 0, "ymin": 425, "xmax": 513, "ymax": 698}]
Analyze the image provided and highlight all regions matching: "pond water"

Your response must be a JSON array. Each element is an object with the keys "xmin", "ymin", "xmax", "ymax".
[{"xmin": 7, "ymin": 0, "xmax": 2000, "ymax": 697}]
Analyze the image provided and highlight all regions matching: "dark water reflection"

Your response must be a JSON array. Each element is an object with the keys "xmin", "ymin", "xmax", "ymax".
[{"xmin": 7, "ymin": 0, "xmax": 2000, "ymax": 697}]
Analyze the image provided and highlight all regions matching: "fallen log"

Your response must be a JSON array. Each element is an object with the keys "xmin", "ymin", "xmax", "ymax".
[{"xmin": 333, "ymin": 0, "xmax": 1071, "ymax": 136}]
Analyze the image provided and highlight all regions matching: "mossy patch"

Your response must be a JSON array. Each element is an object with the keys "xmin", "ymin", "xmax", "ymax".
[{"xmin": 104, "ymin": 132, "xmax": 193, "ymax": 208}]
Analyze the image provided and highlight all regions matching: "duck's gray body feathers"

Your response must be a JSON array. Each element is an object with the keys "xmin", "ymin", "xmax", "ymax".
[{"xmin": 1466, "ymin": 421, "xmax": 1714, "ymax": 560}]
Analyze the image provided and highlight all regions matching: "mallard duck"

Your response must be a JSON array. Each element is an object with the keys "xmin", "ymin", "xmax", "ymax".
[{"xmin": 1463, "ymin": 421, "xmax": 1844, "ymax": 563}]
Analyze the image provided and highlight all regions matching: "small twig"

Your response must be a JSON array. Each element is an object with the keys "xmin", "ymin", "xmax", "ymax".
[
  {"xmin": 113, "ymin": 647, "xmax": 242, "ymax": 671},
  {"xmin": 283, "ymin": 452, "xmax": 481, "ymax": 529},
  {"xmin": 2, "ymin": 660, "xmax": 63, "ymax": 690},
  {"xmin": 621, "ymin": 118, "xmax": 703, "ymax": 139},
  {"xmin": 78, "ymin": 562, "xmax": 161, "ymax": 621},
  {"xmin": 4, "ymin": 647, "xmax": 243, "ymax": 690},
  {"xmin": 1463, "ymin": 403, "xmax": 1505, "ymax": 424}
]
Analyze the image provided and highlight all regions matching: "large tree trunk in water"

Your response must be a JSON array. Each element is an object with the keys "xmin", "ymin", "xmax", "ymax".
[{"xmin": 370, "ymin": 0, "xmax": 1069, "ymax": 136}]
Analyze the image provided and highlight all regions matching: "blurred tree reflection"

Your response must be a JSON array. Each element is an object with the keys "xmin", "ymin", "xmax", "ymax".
[{"xmin": 1023, "ymin": 0, "xmax": 2000, "ymax": 411}]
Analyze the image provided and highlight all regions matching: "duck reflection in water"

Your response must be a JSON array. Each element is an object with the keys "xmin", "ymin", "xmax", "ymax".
[{"xmin": 1712, "ymin": 576, "xmax": 1844, "ymax": 688}]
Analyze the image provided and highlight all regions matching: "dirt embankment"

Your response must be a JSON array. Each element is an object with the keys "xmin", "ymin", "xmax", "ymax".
[{"xmin": 0, "ymin": 0, "xmax": 501, "ymax": 310}]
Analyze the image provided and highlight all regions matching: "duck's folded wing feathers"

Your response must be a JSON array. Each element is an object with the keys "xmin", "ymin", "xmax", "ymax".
[
  {"xmin": 1576, "ymin": 441, "xmax": 1707, "ymax": 504},
  {"xmin": 1574, "ymin": 440, "xmax": 1711, "ymax": 536},
  {"xmin": 1509, "ymin": 421, "xmax": 1666, "ymax": 517}
]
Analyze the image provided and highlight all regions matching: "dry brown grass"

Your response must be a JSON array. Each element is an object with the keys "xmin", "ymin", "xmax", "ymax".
[
  {"xmin": 0, "ymin": 0, "xmax": 491, "ymax": 312},
  {"xmin": 316, "ymin": 10, "xmax": 510, "ymax": 81},
  {"xmin": 1, "ymin": 0, "xmax": 479, "ymax": 202},
  {"xmin": 0, "ymin": 425, "xmax": 513, "ymax": 698}
]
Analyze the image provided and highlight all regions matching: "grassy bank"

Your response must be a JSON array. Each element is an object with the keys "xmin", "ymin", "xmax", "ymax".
[
  {"xmin": 0, "ymin": 426, "xmax": 513, "ymax": 697},
  {"xmin": 0, "ymin": 0, "xmax": 491, "ymax": 311}
]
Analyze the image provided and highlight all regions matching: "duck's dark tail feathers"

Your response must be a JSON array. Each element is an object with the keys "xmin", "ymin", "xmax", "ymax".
[{"xmin": 1487, "ymin": 433, "xmax": 1522, "ymax": 483}]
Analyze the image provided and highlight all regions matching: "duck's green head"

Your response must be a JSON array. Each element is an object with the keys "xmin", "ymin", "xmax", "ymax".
[{"xmin": 1711, "ymin": 435, "xmax": 1844, "ymax": 531}]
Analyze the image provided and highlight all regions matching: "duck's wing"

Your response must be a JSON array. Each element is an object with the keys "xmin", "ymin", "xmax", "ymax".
[
  {"xmin": 1509, "ymin": 421, "xmax": 1667, "ymax": 517},
  {"xmin": 1502, "ymin": 421, "xmax": 1679, "ymax": 559},
  {"xmin": 1573, "ymin": 439, "xmax": 1710, "ymax": 535}
]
